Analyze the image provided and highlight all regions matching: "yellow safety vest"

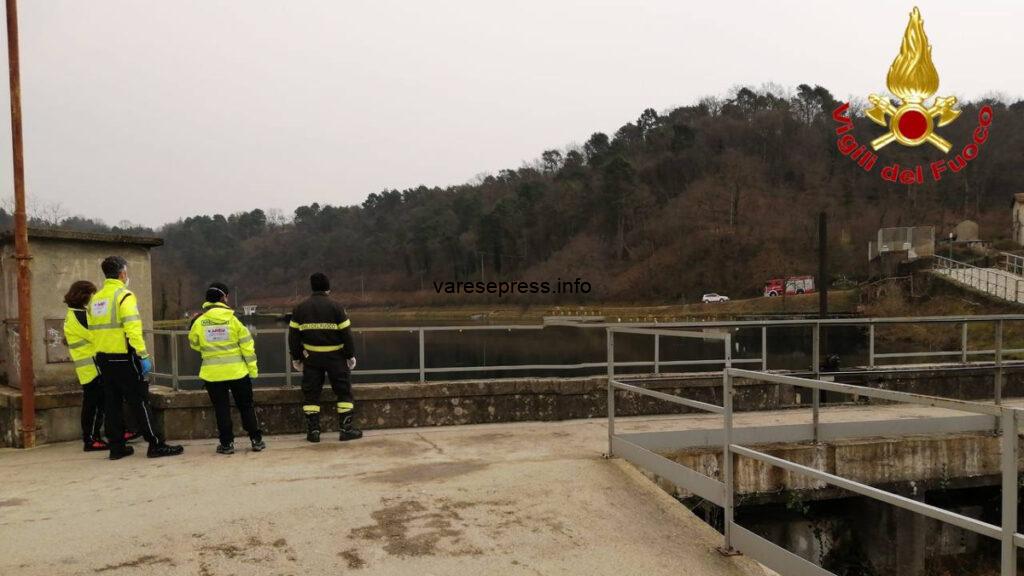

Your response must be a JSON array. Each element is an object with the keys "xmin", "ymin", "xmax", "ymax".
[
  {"xmin": 87, "ymin": 278, "xmax": 148, "ymax": 357},
  {"xmin": 63, "ymin": 308, "xmax": 99, "ymax": 385},
  {"xmin": 188, "ymin": 302, "xmax": 258, "ymax": 382}
]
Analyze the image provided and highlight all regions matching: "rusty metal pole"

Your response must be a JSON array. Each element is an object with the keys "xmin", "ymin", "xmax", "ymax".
[{"xmin": 6, "ymin": 0, "xmax": 34, "ymax": 448}]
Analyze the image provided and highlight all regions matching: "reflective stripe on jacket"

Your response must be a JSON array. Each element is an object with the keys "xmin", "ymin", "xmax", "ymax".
[
  {"xmin": 86, "ymin": 278, "xmax": 148, "ymax": 356},
  {"xmin": 287, "ymin": 292, "xmax": 355, "ymax": 362},
  {"xmin": 64, "ymin": 307, "xmax": 99, "ymax": 385},
  {"xmin": 188, "ymin": 302, "xmax": 258, "ymax": 382}
]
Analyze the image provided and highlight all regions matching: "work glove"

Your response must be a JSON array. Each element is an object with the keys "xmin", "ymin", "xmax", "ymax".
[
  {"xmin": 140, "ymin": 356, "xmax": 153, "ymax": 376},
  {"xmin": 291, "ymin": 360, "xmax": 303, "ymax": 372},
  {"xmin": 347, "ymin": 357, "xmax": 357, "ymax": 370}
]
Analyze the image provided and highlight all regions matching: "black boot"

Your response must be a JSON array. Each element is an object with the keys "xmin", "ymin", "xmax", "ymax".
[
  {"xmin": 305, "ymin": 413, "xmax": 321, "ymax": 443},
  {"xmin": 109, "ymin": 444, "xmax": 134, "ymax": 460},
  {"xmin": 339, "ymin": 414, "xmax": 363, "ymax": 441},
  {"xmin": 147, "ymin": 442, "xmax": 184, "ymax": 458}
]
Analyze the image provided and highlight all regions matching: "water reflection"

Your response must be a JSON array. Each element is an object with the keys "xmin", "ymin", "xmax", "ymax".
[{"xmin": 151, "ymin": 316, "xmax": 881, "ymax": 390}]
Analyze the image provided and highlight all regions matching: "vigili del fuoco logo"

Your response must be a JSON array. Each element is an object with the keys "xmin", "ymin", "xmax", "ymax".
[{"xmin": 831, "ymin": 7, "xmax": 992, "ymax": 184}]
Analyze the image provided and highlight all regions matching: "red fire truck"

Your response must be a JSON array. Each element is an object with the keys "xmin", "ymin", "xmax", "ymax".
[{"xmin": 763, "ymin": 276, "xmax": 816, "ymax": 297}]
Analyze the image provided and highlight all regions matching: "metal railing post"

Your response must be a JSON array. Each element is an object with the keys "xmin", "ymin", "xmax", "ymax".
[
  {"xmin": 418, "ymin": 328, "xmax": 426, "ymax": 383},
  {"xmin": 868, "ymin": 323, "xmax": 875, "ymax": 368},
  {"xmin": 284, "ymin": 332, "xmax": 292, "ymax": 386},
  {"xmin": 761, "ymin": 325, "xmax": 767, "ymax": 371},
  {"xmin": 722, "ymin": 335, "xmax": 735, "ymax": 554},
  {"xmin": 653, "ymin": 333, "xmax": 660, "ymax": 374},
  {"xmin": 170, "ymin": 332, "xmax": 179, "ymax": 391},
  {"xmin": 1000, "ymin": 408, "xmax": 1018, "ymax": 576},
  {"xmin": 995, "ymin": 319, "xmax": 1004, "ymax": 405},
  {"xmin": 812, "ymin": 323, "xmax": 820, "ymax": 443},
  {"xmin": 607, "ymin": 328, "xmax": 615, "ymax": 457},
  {"xmin": 961, "ymin": 322, "xmax": 969, "ymax": 364}
]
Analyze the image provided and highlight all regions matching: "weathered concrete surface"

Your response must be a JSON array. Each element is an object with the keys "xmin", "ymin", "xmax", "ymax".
[
  {"xmin": 670, "ymin": 432, "xmax": 1010, "ymax": 495},
  {"xmin": 0, "ymin": 373, "xmax": 793, "ymax": 447},
  {"xmin": 614, "ymin": 400, "xmax": 1024, "ymax": 500},
  {"xmin": 4, "ymin": 365, "xmax": 1022, "ymax": 447},
  {"xmin": 0, "ymin": 418, "xmax": 768, "ymax": 576},
  {"xmin": 0, "ymin": 228, "xmax": 161, "ymax": 389}
]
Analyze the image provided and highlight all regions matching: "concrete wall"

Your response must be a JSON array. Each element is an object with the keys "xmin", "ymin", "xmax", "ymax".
[
  {"xmin": 0, "ymin": 373, "xmax": 787, "ymax": 447},
  {"xmin": 0, "ymin": 365, "xmax": 1020, "ymax": 448},
  {"xmin": 0, "ymin": 237, "xmax": 155, "ymax": 389},
  {"xmin": 668, "ymin": 432, "xmax": 1011, "ymax": 496}
]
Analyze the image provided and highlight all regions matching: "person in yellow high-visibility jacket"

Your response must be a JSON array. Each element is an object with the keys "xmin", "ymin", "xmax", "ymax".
[
  {"xmin": 63, "ymin": 280, "xmax": 108, "ymax": 452},
  {"xmin": 88, "ymin": 256, "xmax": 183, "ymax": 460},
  {"xmin": 189, "ymin": 282, "xmax": 264, "ymax": 454}
]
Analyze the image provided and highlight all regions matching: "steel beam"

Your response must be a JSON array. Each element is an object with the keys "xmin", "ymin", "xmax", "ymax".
[
  {"xmin": 1001, "ymin": 409, "xmax": 1019, "ymax": 576},
  {"xmin": 730, "ymin": 524, "xmax": 833, "ymax": 576},
  {"xmin": 6, "ymin": 0, "xmax": 33, "ymax": 448},
  {"xmin": 729, "ymin": 368, "xmax": 1003, "ymax": 417},
  {"xmin": 607, "ymin": 328, "xmax": 615, "ymax": 457},
  {"xmin": 610, "ymin": 380, "xmax": 724, "ymax": 414},
  {"xmin": 731, "ymin": 444, "xmax": 1002, "ymax": 540},
  {"xmin": 722, "ymin": 333, "xmax": 735, "ymax": 552}
]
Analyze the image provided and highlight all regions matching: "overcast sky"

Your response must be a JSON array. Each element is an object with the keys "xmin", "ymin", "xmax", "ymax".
[{"xmin": 0, "ymin": 0, "xmax": 1020, "ymax": 228}]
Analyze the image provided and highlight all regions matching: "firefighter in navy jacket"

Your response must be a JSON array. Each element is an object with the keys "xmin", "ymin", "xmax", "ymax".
[{"xmin": 288, "ymin": 272, "xmax": 361, "ymax": 443}]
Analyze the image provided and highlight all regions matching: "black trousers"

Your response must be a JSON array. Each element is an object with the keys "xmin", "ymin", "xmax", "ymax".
[
  {"xmin": 81, "ymin": 377, "xmax": 105, "ymax": 442},
  {"xmin": 97, "ymin": 353, "xmax": 162, "ymax": 447},
  {"xmin": 301, "ymin": 362, "xmax": 353, "ymax": 414},
  {"xmin": 204, "ymin": 376, "xmax": 261, "ymax": 445}
]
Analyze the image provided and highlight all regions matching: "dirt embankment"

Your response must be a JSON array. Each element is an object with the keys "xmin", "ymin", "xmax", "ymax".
[
  {"xmin": 153, "ymin": 290, "xmax": 860, "ymax": 328},
  {"xmin": 237, "ymin": 290, "xmax": 861, "ymax": 324}
]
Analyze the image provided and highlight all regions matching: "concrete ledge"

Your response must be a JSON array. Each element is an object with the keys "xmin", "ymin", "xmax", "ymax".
[
  {"xmin": 0, "ymin": 373, "xmax": 783, "ymax": 446},
  {"xmin": 1, "ymin": 366, "xmax": 1019, "ymax": 447},
  {"xmin": 668, "ymin": 432, "xmax": 1010, "ymax": 496},
  {"xmin": 150, "ymin": 374, "xmax": 788, "ymax": 442}
]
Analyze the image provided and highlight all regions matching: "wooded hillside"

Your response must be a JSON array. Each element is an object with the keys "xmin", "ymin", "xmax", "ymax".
[{"xmin": 20, "ymin": 85, "xmax": 1024, "ymax": 318}]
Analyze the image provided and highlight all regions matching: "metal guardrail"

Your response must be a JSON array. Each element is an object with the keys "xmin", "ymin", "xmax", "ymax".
[
  {"xmin": 934, "ymin": 254, "xmax": 1024, "ymax": 303},
  {"xmin": 144, "ymin": 314, "xmax": 1024, "ymax": 390},
  {"xmin": 604, "ymin": 326, "xmax": 1022, "ymax": 576},
  {"xmin": 1002, "ymin": 252, "xmax": 1024, "ymax": 277}
]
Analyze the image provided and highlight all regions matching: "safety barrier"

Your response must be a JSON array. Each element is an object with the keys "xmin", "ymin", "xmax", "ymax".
[
  {"xmin": 144, "ymin": 314, "xmax": 1024, "ymax": 390},
  {"xmin": 605, "ymin": 325, "xmax": 1021, "ymax": 576},
  {"xmin": 934, "ymin": 254, "xmax": 1024, "ymax": 303}
]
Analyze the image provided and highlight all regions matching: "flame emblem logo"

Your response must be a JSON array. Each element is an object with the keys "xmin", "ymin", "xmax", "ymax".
[{"xmin": 866, "ymin": 7, "xmax": 960, "ymax": 153}]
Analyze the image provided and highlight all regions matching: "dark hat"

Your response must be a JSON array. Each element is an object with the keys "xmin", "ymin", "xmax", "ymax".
[
  {"xmin": 310, "ymin": 272, "xmax": 330, "ymax": 292},
  {"xmin": 206, "ymin": 282, "xmax": 230, "ymax": 303}
]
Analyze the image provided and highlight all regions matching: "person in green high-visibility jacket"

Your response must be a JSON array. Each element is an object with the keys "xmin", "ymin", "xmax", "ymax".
[
  {"xmin": 189, "ymin": 282, "xmax": 264, "ymax": 454},
  {"xmin": 89, "ymin": 256, "xmax": 183, "ymax": 461},
  {"xmin": 63, "ymin": 280, "xmax": 108, "ymax": 452}
]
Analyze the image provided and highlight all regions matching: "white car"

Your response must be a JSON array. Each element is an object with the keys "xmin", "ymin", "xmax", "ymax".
[{"xmin": 702, "ymin": 293, "xmax": 730, "ymax": 304}]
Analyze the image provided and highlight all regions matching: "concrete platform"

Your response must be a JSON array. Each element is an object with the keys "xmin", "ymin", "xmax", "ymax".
[{"xmin": 0, "ymin": 418, "xmax": 765, "ymax": 576}]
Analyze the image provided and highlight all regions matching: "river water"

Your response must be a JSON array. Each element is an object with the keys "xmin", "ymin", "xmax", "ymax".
[{"xmin": 151, "ymin": 315, "xmax": 883, "ymax": 389}]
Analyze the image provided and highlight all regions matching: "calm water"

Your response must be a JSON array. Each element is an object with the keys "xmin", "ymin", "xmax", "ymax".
[{"xmin": 151, "ymin": 315, "xmax": 889, "ymax": 390}]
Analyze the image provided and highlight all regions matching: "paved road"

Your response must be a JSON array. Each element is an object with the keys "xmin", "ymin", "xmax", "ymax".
[{"xmin": 0, "ymin": 418, "xmax": 766, "ymax": 576}]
